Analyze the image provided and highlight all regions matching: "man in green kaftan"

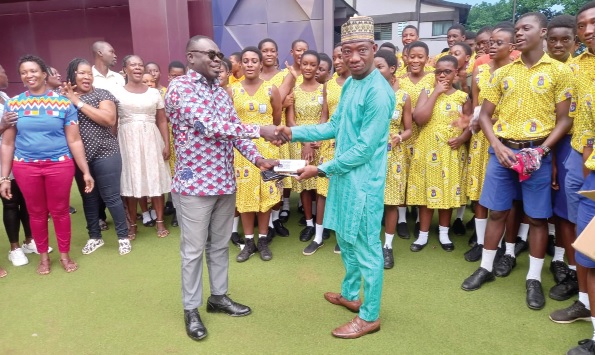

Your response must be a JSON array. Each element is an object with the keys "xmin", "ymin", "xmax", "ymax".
[{"xmin": 275, "ymin": 16, "xmax": 396, "ymax": 339}]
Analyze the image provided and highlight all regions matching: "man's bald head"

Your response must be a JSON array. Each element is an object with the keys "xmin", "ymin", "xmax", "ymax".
[
  {"xmin": 92, "ymin": 41, "xmax": 117, "ymax": 68},
  {"xmin": 185, "ymin": 36, "xmax": 216, "ymax": 52},
  {"xmin": 185, "ymin": 35, "xmax": 222, "ymax": 83}
]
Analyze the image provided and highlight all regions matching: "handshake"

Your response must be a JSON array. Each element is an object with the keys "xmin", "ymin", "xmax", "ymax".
[{"xmin": 260, "ymin": 125, "xmax": 292, "ymax": 147}]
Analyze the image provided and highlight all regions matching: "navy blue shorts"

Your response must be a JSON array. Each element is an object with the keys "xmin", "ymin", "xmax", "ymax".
[
  {"xmin": 576, "ymin": 172, "xmax": 595, "ymax": 268},
  {"xmin": 480, "ymin": 146, "xmax": 552, "ymax": 219},
  {"xmin": 553, "ymin": 135, "xmax": 572, "ymax": 220},
  {"xmin": 564, "ymin": 149, "xmax": 585, "ymax": 224}
]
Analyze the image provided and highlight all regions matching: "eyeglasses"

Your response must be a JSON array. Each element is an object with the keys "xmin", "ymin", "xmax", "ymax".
[
  {"xmin": 489, "ymin": 40, "xmax": 513, "ymax": 46},
  {"xmin": 188, "ymin": 50, "xmax": 224, "ymax": 61},
  {"xmin": 434, "ymin": 69, "xmax": 454, "ymax": 76}
]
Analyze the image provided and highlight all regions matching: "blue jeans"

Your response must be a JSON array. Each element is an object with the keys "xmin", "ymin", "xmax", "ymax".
[{"xmin": 75, "ymin": 153, "xmax": 128, "ymax": 239}]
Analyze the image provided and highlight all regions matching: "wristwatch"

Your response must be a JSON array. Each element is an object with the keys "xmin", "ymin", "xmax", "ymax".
[
  {"xmin": 538, "ymin": 145, "xmax": 551, "ymax": 157},
  {"xmin": 76, "ymin": 101, "xmax": 85, "ymax": 110},
  {"xmin": 317, "ymin": 168, "xmax": 327, "ymax": 178}
]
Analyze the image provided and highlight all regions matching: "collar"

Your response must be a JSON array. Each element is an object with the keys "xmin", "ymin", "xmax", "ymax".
[
  {"xmin": 92, "ymin": 66, "xmax": 117, "ymax": 79},
  {"xmin": 187, "ymin": 69, "xmax": 221, "ymax": 87},
  {"xmin": 512, "ymin": 52, "xmax": 553, "ymax": 68}
]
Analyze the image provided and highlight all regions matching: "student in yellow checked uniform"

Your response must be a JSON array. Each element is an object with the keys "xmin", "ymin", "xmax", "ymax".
[{"xmin": 228, "ymin": 47, "xmax": 282, "ymax": 263}]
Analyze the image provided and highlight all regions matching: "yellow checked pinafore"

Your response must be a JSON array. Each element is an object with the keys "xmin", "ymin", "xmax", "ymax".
[
  {"xmin": 398, "ymin": 73, "xmax": 435, "ymax": 164},
  {"xmin": 316, "ymin": 77, "xmax": 343, "ymax": 197},
  {"xmin": 290, "ymin": 83, "xmax": 323, "ymax": 193},
  {"xmin": 384, "ymin": 89, "xmax": 409, "ymax": 205},
  {"xmin": 467, "ymin": 63, "xmax": 492, "ymax": 201},
  {"xmin": 231, "ymin": 81, "xmax": 282, "ymax": 213},
  {"xmin": 407, "ymin": 89, "xmax": 469, "ymax": 209},
  {"xmin": 264, "ymin": 70, "xmax": 292, "ymax": 189}
]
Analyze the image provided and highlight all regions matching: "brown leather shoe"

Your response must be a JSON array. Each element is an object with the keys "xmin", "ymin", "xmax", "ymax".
[
  {"xmin": 331, "ymin": 316, "xmax": 381, "ymax": 339},
  {"xmin": 324, "ymin": 292, "xmax": 361, "ymax": 313}
]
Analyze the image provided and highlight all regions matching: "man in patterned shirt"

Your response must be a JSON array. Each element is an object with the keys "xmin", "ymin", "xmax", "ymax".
[
  {"xmin": 165, "ymin": 35, "xmax": 283, "ymax": 341},
  {"xmin": 461, "ymin": 12, "xmax": 574, "ymax": 311}
]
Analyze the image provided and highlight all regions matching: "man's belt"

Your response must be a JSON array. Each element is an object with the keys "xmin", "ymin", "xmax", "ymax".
[{"xmin": 498, "ymin": 137, "xmax": 545, "ymax": 150}]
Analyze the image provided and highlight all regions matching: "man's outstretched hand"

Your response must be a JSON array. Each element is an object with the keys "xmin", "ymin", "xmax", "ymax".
[
  {"xmin": 270, "ymin": 125, "xmax": 292, "ymax": 146},
  {"xmin": 261, "ymin": 125, "xmax": 290, "ymax": 145},
  {"xmin": 295, "ymin": 165, "xmax": 318, "ymax": 181},
  {"xmin": 255, "ymin": 157, "xmax": 280, "ymax": 171}
]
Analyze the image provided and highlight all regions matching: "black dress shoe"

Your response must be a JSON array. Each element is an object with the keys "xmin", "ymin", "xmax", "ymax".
[
  {"xmin": 69, "ymin": 206, "xmax": 77, "ymax": 214},
  {"xmin": 397, "ymin": 222, "xmax": 410, "ymax": 239},
  {"xmin": 494, "ymin": 254, "xmax": 516, "ymax": 277},
  {"xmin": 464, "ymin": 244, "xmax": 483, "ymax": 262},
  {"xmin": 439, "ymin": 241, "xmax": 455, "ymax": 252},
  {"xmin": 230, "ymin": 232, "xmax": 244, "ymax": 248},
  {"xmin": 461, "ymin": 267, "xmax": 495, "ymax": 291},
  {"xmin": 549, "ymin": 269, "xmax": 579, "ymax": 301},
  {"xmin": 526, "ymin": 279, "xmax": 545, "ymax": 310},
  {"xmin": 514, "ymin": 237, "xmax": 528, "ymax": 256},
  {"xmin": 383, "ymin": 247, "xmax": 394, "ymax": 269},
  {"xmin": 164, "ymin": 201, "xmax": 175, "ymax": 216},
  {"xmin": 206, "ymin": 295, "xmax": 252, "ymax": 317},
  {"xmin": 171, "ymin": 212, "xmax": 179, "ymax": 227},
  {"xmin": 410, "ymin": 242, "xmax": 426, "ymax": 252},
  {"xmin": 322, "ymin": 228, "xmax": 331, "ymax": 240},
  {"xmin": 273, "ymin": 220, "xmax": 290, "ymax": 237},
  {"xmin": 550, "ymin": 260, "xmax": 570, "ymax": 284},
  {"xmin": 452, "ymin": 218, "xmax": 466, "ymax": 236},
  {"xmin": 279, "ymin": 209, "xmax": 290, "ymax": 223},
  {"xmin": 300, "ymin": 226, "xmax": 315, "ymax": 242},
  {"xmin": 184, "ymin": 309, "xmax": 207, "ymax": 341}
]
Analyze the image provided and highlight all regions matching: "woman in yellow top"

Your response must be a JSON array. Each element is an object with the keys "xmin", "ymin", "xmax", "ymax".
[
  {"xmin": 374, "ymin": 50, "xmax": 413, "ymax": 269},
  {"xmin": 287, "ymin": 50, "xmax": 328, "ymax": 244},
  {"xmin": 396, "ymin": 41, "xmax": 435, "ymax": 236},
  {"xmin": 227, "ymin": 47, "xmax": 282, "ymax": 263},
  {"xmin": 465, "ymin": 27, "xmax": 515, "ymax": 262},
  {"xmin": 304, "ymin": 44, "xmax": 350, "ymax": 256},
  {"xmin": 407, "ymin": 55, "xmax": 472, "ymax": 252}
]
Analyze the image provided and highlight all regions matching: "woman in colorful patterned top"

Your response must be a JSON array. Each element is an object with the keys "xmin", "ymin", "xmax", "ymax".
[
  {"xmin": 61, "ymin": 58, "xmax": 131, "ymax": 256},
  {"xmin": 286, "ymin": 50, "xmax": 328, "ymax": 244},
  {"xmin": 407, "ymin": 55, "xmax": 472, "ymax": 253},
  {"xmin": 374, "ymin": 50, "xmax": 413, "ymax": 269},
  {"xmin": 228, "ymin": 47, "xmax": 282, "ymax": 263},
  {"xmin": 0, "ymin": 55, "xmax": 95, "ymax": 275}
]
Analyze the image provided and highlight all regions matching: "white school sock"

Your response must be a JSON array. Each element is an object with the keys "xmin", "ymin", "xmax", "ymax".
[
  {"xmin": 505, "ymin": 243, "xmax": 516, "ymax": 257},
  {"xmin": 312, "ymin": 201, "xmax": 317, "ymax": 214},
  {"xmin": 314, "ymin": 224, "xmax": 324, "ymax": 244},
  {"xmin": 438, "ymin": 225, "xmax": 451, "ymax": 244},
  {"xmin": 232, "ymin": 216, "xmax": 239, "ymax": 233},
  {"xmin": 306, "ymin": 219, "xmax": 314, "ymax": 227},
  {"xmin": 526, "ymin": 255, "xmax": 544, "ymax": 282},
  {"xmin": 552, "ymin": 246, "xmax": 565, "ymax": 262},
  {"xmin": 272, "ymin": 209, "xmax": 280, "ymax": 222},
  {"xmin": 548, "ymin": 222, "xmax": 556, "ymax": 236},
  {"xmin": 415, "ymin": 231, "xmax": 429, "ymax": 245},
  {"xmin": 480, "ymin": 249, "xmax": 497, "ymax": 272},
  {"xmin": 269, "ymin": 214, "xmax": 274, "ymax": 228},
  {"xmin": 282, "ymin": 198, "xmax": 290, "ymax": 211},
  {"xmin": 518, "ymin": 223, "xmax": 529, "ymax": 242},
  {"xmin": 258, "ymin": 234, "xmax": 267, "ymax": 241},
  {"xmin": 142, "ymin": 211, "xmax": 152, "ymax": 223},
  {"xmin": 592, "ymin": 317, "xmax": 595, "ymax": 341},
  {"xmin": 475, "ymin": 218, "xmax": 487, "ymax": 245},
  {"xmin": 397, "ymin": 207, "xmax": 407, "ymax": 223},
  {"xmin": 385, "ymin": 233, "xmax": 394, "ymax": 249},
  {"xmin": 569, "ymin": 264, "xmax": 577, "ymax": 271},
  {"xmin": 416, "ymin": 214, "xmax": 420, "ymax": 223},
  {"xmin": 456, "ymin": 205, "xmax": 466, "ymax": 220},
  {"xmin": 245, "ymin": 234, "xmax": 254, "ymax": 239},
  {"xmin": 580, "ymin": 292, "xmax": 591, "ymax": 310}
]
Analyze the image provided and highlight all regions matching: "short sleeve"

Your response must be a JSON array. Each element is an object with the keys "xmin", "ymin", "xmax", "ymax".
[
  {"xmin": 64, "ymin": 103, "xmax": 79, "ymax": 126},
  {"xmin": 96, "ymin": 88, "xmax": 118, "ymax": 105},
  {"xmin": 555, "ymin": 65, "xmax": 574, "ymax": 104},
  {"xmin": 482, "ymin": 69, "xmax": 503, "ymax": 106},
  {"xmin": 157, "ymin": 92, "xmax": 165, "ymax": 110}
]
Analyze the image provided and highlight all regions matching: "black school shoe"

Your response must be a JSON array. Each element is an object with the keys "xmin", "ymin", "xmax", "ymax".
[
  {"xmin": 397, "ymin": 222, "xmax": 410, "ymax": 239},
  {"xmin": 549, "ymin": 269, "xmax": 579, "ymax": 301},
  {"xmin": 494, "ymin": 254, "xmax": 516, "ymax": 277},
  {"xmin": 230, "ymin": 232, "xmax": 244, "ymax": 248},
  {"xmin": 452, "ymin": 218, "xmax": 466, "ymax": 236},
  {"xmin": 273, "ymin": 220, "xmax": 290, "ymax": 237},
  {"xmin": 567, "ymin": 339, "xmax": 595, "ymax": 355},
  {"xmin": 184, "ymin": 309, "xmax": 207, "ymax": 341},
  {"xmin": 279, "ymin": 209, "xmax": 290, "ymax": 223},
  {"xmin": 461, "ymin": 267, "xmax": 495, "ymax": 291},
  {"xmin": 299, "ymin": 226, "xmax": 315, "ymax": 242},
  {"xmin": 526, "ymin": 279, "xmax": 545, "ymax": 310},
  {"xmin": 383, "ymin": 247, "xmax": 394, "ymax": 269}
]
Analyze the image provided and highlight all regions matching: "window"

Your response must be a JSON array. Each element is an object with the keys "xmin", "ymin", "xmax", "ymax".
[
  {"xmin": 432, "ymin": 20, "xmax": 453, "ymax": 36},
  {"xmin": 374, "ymin": 23, "xmax": 392, "ymax": 41},
  {"xmin": 396, "ymin": 22, "xmax": 408, "ymax": 37}
]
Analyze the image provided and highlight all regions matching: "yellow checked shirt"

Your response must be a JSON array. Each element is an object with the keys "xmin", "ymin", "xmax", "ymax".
[
  {"xmin": 569, "ymin": 51, "xmax": 595, "ymax": 153},
  {"xmin": 483, "ymin": 53, "xmax": 573, "ymax": 141},
  {"xmin": 585, "ymin": 78, "xmax": 595, "ymax": 170}
]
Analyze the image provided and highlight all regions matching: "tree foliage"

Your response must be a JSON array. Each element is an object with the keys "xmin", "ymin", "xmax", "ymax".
[{"xmin": 465, "ymin": 0, "xmax": 584, "ymax": 31}]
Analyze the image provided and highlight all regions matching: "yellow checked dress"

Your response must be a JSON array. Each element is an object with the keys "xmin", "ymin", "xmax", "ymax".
[
  {"xmin": 264, "ymin": 69, "xmax": 292, "ymax": 189},
  {"xmin": 290, "ymin": 84, "xmax": 323, "ymax": 193},
  {"xmin": 398, "ymin": 73, "xmax": 435, "ymax": 164},
  {"xmin": 467, "ymin": 63, "xmax": 492, "ymax": 201},
  {"xmin": 159, "ymin": 86, "xmax": 177, "ymax": 176},
  {"xmin": 384, "ymin": 89, "xmax": 409, "ymax": 205},
  {"xmin": 317, "ymin": 77, "xmax": 343, "ymax": 197},
  {"xmin": 407, "ymin": 89, "xmax": 469, "ymax": 209},
  {"xmin": 231, "ymin": 82, "xmax": 282, "ymax": 213}
]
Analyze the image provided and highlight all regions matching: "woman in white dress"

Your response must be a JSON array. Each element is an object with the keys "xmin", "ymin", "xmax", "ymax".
[{"xmin": 113, "ymin": 55, "xmax": 171, "ymax": 238}]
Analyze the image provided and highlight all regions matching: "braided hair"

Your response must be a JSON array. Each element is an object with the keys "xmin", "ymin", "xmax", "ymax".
[{"xmin": 65, "ymin": 58, "xmax": 90, "ymax": 86}]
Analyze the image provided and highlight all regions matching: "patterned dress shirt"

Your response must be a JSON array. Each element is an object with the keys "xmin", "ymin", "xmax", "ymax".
[{"xmin": 165, "ymin": 69, "xmax": 262, "ymax": 196}]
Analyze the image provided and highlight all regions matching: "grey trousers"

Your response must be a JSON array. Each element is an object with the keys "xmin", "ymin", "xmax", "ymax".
[{"xmin": 172, "ymin": 192, "xmax": 235, "ymax": 310}]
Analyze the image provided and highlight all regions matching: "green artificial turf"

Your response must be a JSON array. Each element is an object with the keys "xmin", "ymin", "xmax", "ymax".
[{"xmin": 0, "ymin": 189, "xmax": 590, "ymax": 354}]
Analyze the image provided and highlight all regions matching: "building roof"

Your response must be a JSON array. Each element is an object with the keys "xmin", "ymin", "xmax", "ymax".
[{"xmin": 423, "ymin": 0, "xmax": 471, "ymax": 23}]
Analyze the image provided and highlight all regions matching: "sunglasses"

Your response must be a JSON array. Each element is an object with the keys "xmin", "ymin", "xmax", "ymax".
[
  {"xmin": 434, "ymin": 69, "xmax": 454, "ymax": 76},
  {"xmin": 188, "ymin": 50, "xmax": 224, "ymax": 61}
]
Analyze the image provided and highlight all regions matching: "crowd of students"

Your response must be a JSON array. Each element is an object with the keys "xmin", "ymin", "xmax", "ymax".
[{"xmin": 0, "ymin": 4, "xmax": 595, "ymax": 353}]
